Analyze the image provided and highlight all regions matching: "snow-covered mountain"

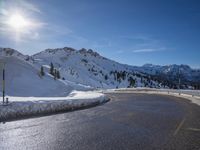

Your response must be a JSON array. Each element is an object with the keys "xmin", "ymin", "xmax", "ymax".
[
  {"xmin": 133, "ymin": 63, "xmax": 200, "ymax": 89},
  {"xmin": 32, "ymin": 47, "xmax": 162, "ymax": 89},
  {"xmin": 0, "ymin": 48, "xmax": 73, "ymax": 96},
  {"xmin": 0, "ymin": 47, "xmax": 199, "ymax": 96},
  {"xmin": 136, "ymin": 63, "xmax": 200, "ymax": 79}
]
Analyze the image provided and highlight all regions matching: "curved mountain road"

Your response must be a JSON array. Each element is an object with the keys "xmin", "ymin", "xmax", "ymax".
[{"xmin": 0, "ymin": 93, "xmax": 200, "ymax": 150}]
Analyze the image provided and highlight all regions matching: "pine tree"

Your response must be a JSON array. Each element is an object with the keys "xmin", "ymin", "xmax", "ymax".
[
  {"xmin": 57, "ymin": 70, "xmax": 61, "ymax": 79},
  {"xmin": 40, "ymin": 66, "xmax": 45, "ymax": 76},
  {"xmin": 54, "ymin": 69, "xmax": 57, "ymax": 80},
  {"xmin": 50, "ymin": 62, "xmax": 54, "ymax": 76},
  {"xmin": 104, "ymin": 74, "xmax": 108, "ymax": 80},
  {"xmin": 128, "ymin": 76, "xmax": 135, "ymax": 87}
]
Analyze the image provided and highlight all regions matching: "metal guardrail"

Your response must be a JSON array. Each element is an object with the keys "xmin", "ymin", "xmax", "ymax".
[
  {"xmin": 158, "ymin": 89, "xmax": 200, "ymax": 97},
  {"xmin": 112, "ymin": 88, "xmax": 200, "ymax": 98}
]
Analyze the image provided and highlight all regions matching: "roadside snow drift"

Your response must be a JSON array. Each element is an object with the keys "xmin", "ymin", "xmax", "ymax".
[{"xmin": 0, "ymin": 91, "xmax": 109, "ymax": 122}]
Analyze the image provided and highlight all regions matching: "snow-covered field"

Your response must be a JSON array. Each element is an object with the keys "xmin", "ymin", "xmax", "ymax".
[{"xmin": 0, "ymin": 91, "xmax": 109, "ymax": 121}]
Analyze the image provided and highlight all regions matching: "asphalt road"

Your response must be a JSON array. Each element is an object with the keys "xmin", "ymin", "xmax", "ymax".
[{"xmin": 0, "ymin": 93, "xmax": 200, "ymax": 150}]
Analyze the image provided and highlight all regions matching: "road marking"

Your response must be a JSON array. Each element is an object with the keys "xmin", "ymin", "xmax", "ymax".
[
  {"xmin": 186, "ymin": 128, "xmax": 200, "ymax": 132},
  {"xmin": 108, "ymin": 95, "xmax": 118, "ymax": 101},
  {"xmin": 173, "ymin": 118, "xmax": 186, "ymax": 136}
]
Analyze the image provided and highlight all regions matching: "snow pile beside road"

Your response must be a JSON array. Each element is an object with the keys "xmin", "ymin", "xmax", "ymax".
[
  {"xmin": 7, "ymin": 91, "xmax": 105, "ymax": 102},
  {"xmin": 0, "ymin": 91, "xmax": 109, "ymax": 122}
]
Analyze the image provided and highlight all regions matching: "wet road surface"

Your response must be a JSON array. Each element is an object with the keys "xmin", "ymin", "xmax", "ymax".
[{"xmin": 0, "ymin": 93, "xmax": 200, "ymax": 150}]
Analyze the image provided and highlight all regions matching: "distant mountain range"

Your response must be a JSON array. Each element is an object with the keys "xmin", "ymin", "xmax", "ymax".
[
  {"xmin": 133, "ymin": 63, "xmax": 200, "ymax": 89},
  {"xmin": 0, "ymin": 47, "xmax": 199, "ymax": 96}
]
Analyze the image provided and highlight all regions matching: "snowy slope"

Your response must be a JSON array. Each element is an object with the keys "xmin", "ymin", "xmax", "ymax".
[
  {"xmin": 33, "ymin": 47, "xmax": 162, "ymax": 89},
  {"xmin": 0, "ymin": 48, "xmax": 73, "ymax": 97}
]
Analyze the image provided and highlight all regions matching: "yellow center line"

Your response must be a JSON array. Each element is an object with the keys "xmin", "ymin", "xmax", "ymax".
[{"xmin": 173, "ymin": 118, "xmax": 186, "ymax": 136}]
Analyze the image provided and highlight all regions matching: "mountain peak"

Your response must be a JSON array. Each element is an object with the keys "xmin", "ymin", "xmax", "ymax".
[
  {"xmin": 0, "ymin": 47, "xmax": 30, "ymax": 60},
  {"xmin": 44, "ymin": 47, "xmax": 76, "ymax": 53},
  {"xmin": 79, "ymin": 48, "xmax": 100, "ymax": 57},
  {"xmin": 0, "ymin": 48, "xmax": 22, "ymax": 56}
]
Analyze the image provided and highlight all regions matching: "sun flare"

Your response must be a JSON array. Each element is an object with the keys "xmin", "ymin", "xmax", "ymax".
[{"xmin": 7, "ymin": 13, "xmax": 29, "ymax": 31}]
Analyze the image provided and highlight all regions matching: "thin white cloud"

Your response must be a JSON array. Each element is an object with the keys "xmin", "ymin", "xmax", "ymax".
[
  {"xmin": 116, "ymin": 34, "xmax": 170, "ymax": 54},
  {"xmin": 119, "ymin": 35, "xmax": 151, "ymax": 41},
  {"xmin": 18, "ymin": 0, "xmax": 42, "ymax": 14},
  {"xmin": 132, "ymin": 48, "xmax": 165, "ymax": 53},
  {"xmin": 0, "ymin": 0, "xmax": 42, "ymax": 14}
]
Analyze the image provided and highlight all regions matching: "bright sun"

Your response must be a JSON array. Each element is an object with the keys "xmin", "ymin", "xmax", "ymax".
[{"xmin": 7, "ymin": 13, "xmax": 29, "ymax": 31}]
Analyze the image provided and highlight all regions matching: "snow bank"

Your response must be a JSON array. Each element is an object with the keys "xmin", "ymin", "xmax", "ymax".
[
  {"xmin": 6, "ymin": 91, "xmax": 105, "ymax": 102},
  {"xmin": 0, "ymin": 91, "xmax": 109, "ymax": 122}
]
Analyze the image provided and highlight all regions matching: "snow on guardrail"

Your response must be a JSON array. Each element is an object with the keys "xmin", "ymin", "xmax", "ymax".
[
  {"xmin": 112, "ymin": 88, "xmax": 200, "ymax": 97},
  {"xmin": 104, "ymin": 88, "xmax": 200, "ymax": 106}
]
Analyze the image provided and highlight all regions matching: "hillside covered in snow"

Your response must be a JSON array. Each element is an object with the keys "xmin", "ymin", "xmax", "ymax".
[
  {"xmin": 0, "ymin": 48, "xmax": 74, "ymax": 97},
  {"xmin": 0, "ymin": 47, "xmax": 199, "ymax": 96},
  {"xmin": 32, "ymin": 47, "xmax": 163, "ymax": 89}
]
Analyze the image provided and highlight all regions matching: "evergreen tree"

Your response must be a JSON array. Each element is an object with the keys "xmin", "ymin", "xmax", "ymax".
[
  {"xmin": 54, "ymin": 69, "xmax": 57, "ymax": 80},
  {"xmin": 50, "ymin": 62, "xmax": 54, "ymax": 76},
  {"xmin": 104, "ymin": 74, "xmax": 108, "ymax": 80},
  {"xmin": 117, "ymin": 72, "xmax": 121, "ymax": 81},
  {"xmin": 57, "ymin": 70, "xmax": 61, "ymax": 79},
  {"xmin": 122, "ymin": 71, "xmax": 126, "ymax": 80},
  {"xmin": 128, "ymin": 76, "xmax": 135, "ymax": 87},
  {"xmin": 40, "ymin": 66, "xmax": 45, "ymax": 76}
]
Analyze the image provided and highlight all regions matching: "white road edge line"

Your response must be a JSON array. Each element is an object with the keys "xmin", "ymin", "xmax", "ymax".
[
  {"xmin": 173, "ymin": 118, "xmax": 186, "ymax": 136},
  {"xmin": 186, "ymin": 128, "xmax": 200, "ymax": 132}
]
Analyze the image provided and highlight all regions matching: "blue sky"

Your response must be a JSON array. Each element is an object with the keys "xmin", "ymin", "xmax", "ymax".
[{"xmin": 0, "ymin": 0, "xmax": 200, "ymax": 68}]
